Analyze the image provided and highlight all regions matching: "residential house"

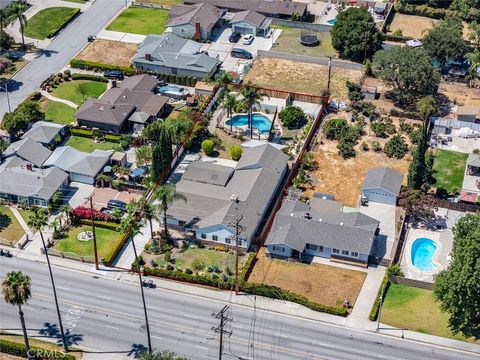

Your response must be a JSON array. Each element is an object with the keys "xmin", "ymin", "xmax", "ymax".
[
  {"xmin": 132, "ymin": 34, "xmax": 220, "ymax": 79},
  {"xmin": 184, "ymin": 0, "xmax": 307, "ymax": 19},
  {"xmin": 265, "ymin": 193, "xmax": 379, "ymax": 266},
  {"xmin": 74, "ymin": 74, "xmax": 169, "ymax": 133},
  {"xmin": 361, "ymin": 167, "xmax": 403, "ymax": 205},
  {"xmin": 0, "ymin": 156, "xmax": 69, "ymax": 207},
  {"xmin": 167, "ymin": 3, "xmax": 224, "ymax": 40},
  {"xmin": 457, "ymin": 106, "xmax": 479, "ymax": 123},
  {"xmin": 460, "ymin": 154, "xmax": 480, "ymax": 203},
  {"xmin": 44, "ymin": 146, "xmax": 112, "ymax": 185},
  {"xmin": 0, "ymin": 0, "xmax": 13, "ymax": 9},
  {"xmin": 21, "ymin": 121, "xmax": 66, "ymax": 148},
  {"xmin": 166, "ymin": 142, "xmax": 288, "ymax": 248},
  {"xmin": 2, "ymin": 137, "xmax": 52, "ymax": 168},
  {"xmin": 230, "ymin": 10, "xmax": 272, "ymax": 37}
]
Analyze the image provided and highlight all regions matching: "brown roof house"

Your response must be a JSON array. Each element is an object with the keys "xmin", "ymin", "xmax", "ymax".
[
  {"xmin": 168, "ymin": 2, "xmax": 224, "ymax": 40},
  {"xmin": 74, "ymin": 74, "xmax": 169, "ymax": 134}
]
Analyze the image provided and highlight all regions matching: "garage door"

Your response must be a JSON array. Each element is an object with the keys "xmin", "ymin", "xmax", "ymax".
[
  {"xmin": 70, "ymin": 173, "xmax": 95, "ymax": 185},
  {"xmin": 233, "ymin": 26, "xmax": 253, "ymax": 35},
  {"xmin": 364, "ymin": 190, "xmax": 396, "ymax": 205}
]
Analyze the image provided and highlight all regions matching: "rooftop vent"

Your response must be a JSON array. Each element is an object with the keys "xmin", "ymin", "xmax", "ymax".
[{"xmin": 230, "ymin": 194, "xmax": 239, "ymax": 203}]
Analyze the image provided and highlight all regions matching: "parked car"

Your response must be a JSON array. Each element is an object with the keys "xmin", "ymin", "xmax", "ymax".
[
  {"xmin": 0, "ymin": 249, "xmax": 12, "ymax": 257},
  {"xmin": 242, "ymin": 34, "xmax": 254, "ymax": 45},
  {"xmin": 107, "ymin": 199, "xmax": 127, "ymax": 212},
  {"xmin": 230, "ymin": 48, "xmax": 253, "ymax": 60},
  {"xmin": 87, "ymin": 35, "xmax": 96, "ymax": 42},
  {"xmin": 142, "ymin": 279, "xmax": 156, "ymax": 288},
  {"xmin": 229, "ymin": 32, "xmax": 242, "ymax": 43},
  {"xmin": 104, "ymin": 69, "xmax": 124, "ymax": 80}
]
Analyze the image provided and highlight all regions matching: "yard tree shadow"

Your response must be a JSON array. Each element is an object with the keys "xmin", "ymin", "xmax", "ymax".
[
  {"xmin": 129, "ymin": 343, "xmax": 148, "ymax": 358},
  {"xmin": 39, "ymin": 322, "xmax": 83, "ymax": 346},
  {"xmin": 0, "ymin": 212, "xmax": 12, "ymax": 229}
]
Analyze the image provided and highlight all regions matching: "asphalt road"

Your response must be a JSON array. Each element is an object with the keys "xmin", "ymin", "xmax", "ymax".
[
  {"xmin": 1, "ymin": 257, "xmax": 478, "ymax": 360},
  {"xmin": 0, "ymin": 0, "xmax": 125, "ymax": 120}
]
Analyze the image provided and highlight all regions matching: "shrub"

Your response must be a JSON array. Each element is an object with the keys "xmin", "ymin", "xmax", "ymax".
[
  {"xmin": 192, "ymin": 259, "xmax": 205, "ymax": 271},
  {"xmin": 323, "ymin": 118, "xmax": 349, "ymax": 140},
  {"xmin": 166, "ymin": 264, "xmax": 174, "ymax": 270},
  {"xmin": 387, "ymin": 264, "xmax": 404, "ymax": 277},
  {"xmin": 229, "ymin": 145, "xmax": 243, "ymax": 161},
  {"xmin": 69, "ymin": 59, "xmax": 135, "ymax": 75},
  {"xmin": 369, "ymin": 272, "xmax": 390, "ymax": 321},
  {"xmin": 185, "ymin": 268, "xmax": 193, "ymax": 274},
  {"xmin": 72, "ymin": 206, "xmax": 111, "ymax": 221},
  {"xmin": 105, "ymin": 134, "xmax": 122, "ymax": 143},
  {"xmin": 151, "ymin": 259, "xmax": 158, "ymax": 268},
  {"xmin": 0, "ymin": 339, "xmax": 76, "ymax": 359},
  {"xmin": 361, "ymin": 141, "xmax": 369, "ymax": 151},
  {"xmin": 70, "ymin": 128, "xmax": 94, "ymax": 138},
  {"xmin": 371, "ymin": 122, "xmax": 387, "ymax": 138},
  {"xmin": 346, "ymin": 81, "xmax": 364, "ymax": 102},
  {"xmin": 71, "ymin": 73, "xmax": 108, "ymax": 83},
  {"xmin": 164, "ymin": 251, "xmax": 172, "ymax": 263},
  {"xmin": 473, "ymin": 149, "xmax": 480, "ymax": 155},
  {"xmin": 144, "ymin": 243, "xmax": 150, "ymax": 252},
  {"xmin": 337, "ymin": 140, "xmax": 356, "ymax": 159},
  {"xmin": 384, "ymin": 134, "xmax": 408, "ymax": 159},
  {"xmin": 371, "ymin": 140, "xmax": 382, "ymax": 152},
  {"xmin": 201, "ymin": 139, "xmax": 215, "ymax": 155},
  {"xmin": 278, "ymin": 106, "xmax": 306, "ymax": 129}
]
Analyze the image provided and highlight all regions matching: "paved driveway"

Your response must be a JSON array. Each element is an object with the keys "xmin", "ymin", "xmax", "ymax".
[
  {"xmin": 65, "ymin": 181, "xmax": 94, "ymax": 208},
  {"xmin": 436, "ymin": 129, "xmax": 480, "ymax": 153}
]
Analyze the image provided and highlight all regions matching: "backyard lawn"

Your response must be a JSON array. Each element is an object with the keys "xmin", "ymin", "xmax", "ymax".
[
  {"xmin": 381, "ymin": 283, "xmax": 478, "ymax": 343},
  {"xmin": 214, "ymin": 130, "xmax": 243, "ymax": 159},
  {"xmin": 50, "ymin": 80, "xmax": 107, "ymax": 105},
  {"xmin": 107, "ymin": 8, "xmax": 169, "ymax": 35},
  {"xmin": 41, "ymin": 98, "xmax": 76, "ymax": 125},
  {"xmin": 272, "ymin": 27, "xmax": 337, "ymax": 58},
  {"xmin": 66, "ymin": 136, "xmax": 121, "ymax": 153},
  {"xmin": 54, "ymin": 224, "xmax": 122, "ymax": 258},
  {"xmin": 0, "ymin": 206, "xmax": 25, "ymax": 246},
  {"xmin": 431, "ymin": 150, "xmax": 468, "ymax": 194},
  {"xmin": 24, "ymin": 7, "xmax": 80, "ymax": 40}
]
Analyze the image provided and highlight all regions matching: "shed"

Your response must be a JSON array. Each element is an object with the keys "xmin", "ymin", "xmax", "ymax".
[
  {"xmin": 361, "ymin": 85, "xmax": 377, "ymax": 100},
  {"xmin": 111, "ymin": 151, "xmax": 127, "ymax": 167},
  {"xmin": 361, "ymin": 167, "xmax": 403, "ymax": 205},
  {"xmin": 457, "ymin": 106, "xmax": 479, "ymax": 123}
]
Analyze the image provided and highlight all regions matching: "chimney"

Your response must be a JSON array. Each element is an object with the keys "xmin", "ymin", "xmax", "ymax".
[
  {"xmin": 194, "ymin": 22, "xmax": 201, "ymax": 40},
  {"xmin": 26, "ymin": 164, "xmax": 32, "ymax": 171}
]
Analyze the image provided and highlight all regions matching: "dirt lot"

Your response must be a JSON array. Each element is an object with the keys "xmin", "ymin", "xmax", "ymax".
[
  {"xmin": 438, "ymin": 82, "xmax": 480, "ymax": 107},
  {"xmin": 249, "ymin": 249, "xmax": 366, "ymax": 307},
  {"xmin": 75, "ymin": 39, "xmax": 137, "ymax": 68},
  {"xmin": 244, "ymin": 57, "xmax": 363, "ymax": 100}
]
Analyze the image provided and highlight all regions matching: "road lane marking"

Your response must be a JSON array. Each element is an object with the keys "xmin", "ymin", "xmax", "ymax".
[
  {"xmin": 232, "ymin": 324, "xmax": 243, "ymax": 329},
  {"xmin": 195, "ymin": 345, "xmax": 208, "ymax": 350},
  {"xmin": 152, "ymin": 336, "xmax": 163, "ymax": 340},
  {"xmin": 57, "ymin": 286, "xmax": 71, "ymax": 291},
  {"xmin": 97, "ymin": 295, "xmax": 111, "ymax": 300},
  {"xmin": 183, "ymin": 314, "xmax": 198, "ymax": 319},
  {"xmin": 105, "ymin": 325, "xmax": 119, "ymax": 330}
]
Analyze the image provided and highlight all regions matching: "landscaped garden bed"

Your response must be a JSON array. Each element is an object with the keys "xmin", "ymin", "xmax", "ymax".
[
  {"xmin": 24, "ymin": 7, "xmax": 80, "ymax": 40},
  {"xmin": 106, "ymin": 7, "xmax": 169, "ymax": 35},
  {"xmin": 0, "ymin": 206, "xmax": 25, "ymax": 246}
]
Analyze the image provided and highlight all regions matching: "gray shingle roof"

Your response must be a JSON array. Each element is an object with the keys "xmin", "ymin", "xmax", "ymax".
[
  {"xmin": 21, "ymin": 121, "xmax": 65, "ymax": 145},
  {"xmin": 185, "ymin": 0, "xmax": 307, "ymax": 17},
  {"xmin": 168, "ymin": 3, "xmax": 223, "ymax": 32},
  {"xmin": 44, "ymin": 147, "xmax": 111, "ymax": 177},
  {"xmin": 0, "ymin": 156, "xmax": 68, "ymax": 201},
  {"xmin": 468, "ymin": 154, "xmax": 480, "ymax": 168},
  {"xmin": 182, "ymin": 161, "xmax": 234, "ymax": 186},
  {"xmin": 119, "ymin": 74, "xmax": 158, "ymax": 92},
  {"xmin": 75, "ymin": 99, "xmax": 135, "ymax": 126},
  {"xmin": 362, "ymin": 167, "xmax": 403, "ymax": 196},
  {"xmin": 231, "ymin": 10, "xmax": 268, "ymax": 28},
  {"xmin": 3, "ymin": 138, "xmax": 52, "ymax": 167}
]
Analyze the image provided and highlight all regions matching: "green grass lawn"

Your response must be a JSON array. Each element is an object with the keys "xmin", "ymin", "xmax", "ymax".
[
  {"xmin": 381, "ymin": 283, "xmax": 478, "ymax": 342},
  {"xmin": 66, "ymin": 136, "xmax": 121, "ymax": 153},
  {"xmin": 0, "ymin": 206, "xmax": 25, "ymax": 246},
  {"xmin": 50, "ymin": 80, "xmax": 107, "ymax": 105},
  {"xmin": 107, "ymin": 8, "xmax": 169, "ymax": 35},
  {"xmin": 214, "ymin": 129, "xmax": 243, "ymax": 159},
  {"xmin": 42, "ymin": 99, "xmax": 76, "ymax": 125},
  {"xmin": 16, "ymin": 209, "xmax": 33, "ymax": 228},
  {"xmin": 431, "ymin": 150, "xmax": 468, "ymax": 194},
  {"xmin": 272, "ymin": 27, "xmax": 337, "ymax": 58},
  {"xmin": 24, "ymin": 7, "xmax": 80, "ymax": 40},
  {"xmin": 54, "ymin": 224, "xmax": 122, "ymax": 258}
]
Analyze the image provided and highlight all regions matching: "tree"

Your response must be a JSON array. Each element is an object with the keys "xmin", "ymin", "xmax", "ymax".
[
  {"xmin": 2, "ymin": 100, "xmax": 44, "ymax": 139},
  {"xmin": 229, "ymin": 145, "xmax": 243, "ymax": 161},
  {"xmin": 166, "ymin": 112, "xmax": 192, "ymax": 148},
  {"xmin": 384, "ymin": 134, "xmax": 408, "ymax": 159},
  {"xmin": 416, "ymin": 95, "xmax": 438, "ymax": 123},
  {"xmin": 346, "ymin": 81, "xmax": 365, "ymax": 102},
  {"xmin": 278, "ymin": 106, "xmax": 306, "ymax": 129},
  {"xmin": 74, "ymin": 82, "xmax": 90, "ymax": 103},
  {"xmin": 241, "ymin": 83, "xmax": 263, "ymax": 139},
  {"xmin": 468, "ymin": 20, "xmax": 480, "ymax": 49},
  {"xmin": 138, "ymin": 349, "xmax": 188, "ymax": 360},
  {"xmin": 398, "ymin": 188, "xmax": 437, "ymax": 225},
  {"xmin": 152, "ymin": 184, "xmax": 186, "ymax": 237},
  {"xmin": 434, "ymin": 212, "xmax": 480, "ymax": 339},
  {"xmin": 136, "ymin": 145, "xmax": 152, "ymax": 167},
  {"xmin": 150, "ymin": 125, "xmax": 172, "ymax": 184},
  {"xmin": 201, "ymin": 139, "xmax": 215, "ymax": 156},
  {"xmin": 422, "ymin": 18, "xmax": 467, "ymax": 68},
  {"xmin": 2, "ymin": 271, "xmax": 32, "ymax": 359},
  {"xmin": 331, "ymin": 7, "xmax": 382, "ymax": 61},
  {"xmin": 450, "ymin": 0, "xmax": 480, "ymax": 22},
  {"xmin": 466, "ymin": 49, "xmax": 480, "ymax": 87},
  {"xmin": 28, "ymin": 208, "xmax": 68, "ymax": 352},
  {"xmin": 95, "ymin": 173, "xmax": 112, "ymax": 188},
  {"xmin": 372, "ymin": 46, "xmax": 440, "ymax": 106},
  {"xmin": 143, "ymin": 201, "xmax": 159, "ymax": 241},
  {"xmin": 323, "ymin": 118, "xmax": 349, "ymax": 140},
  {"xmin": 9, "ymin": 2, "xmax": 27, "ymax": 47},
  {"xmin": 222, "ymin": 93, "xmax": 237, "ymax": 130}
]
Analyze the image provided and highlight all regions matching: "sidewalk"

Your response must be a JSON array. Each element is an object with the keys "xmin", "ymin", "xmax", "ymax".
[
  {"xmin": 96, "ymin": 29, "xmax": 146, "ymax": 44},
  {"xmin": 41, "ymin": 90, "xmax": 78, "ymax": 108}
]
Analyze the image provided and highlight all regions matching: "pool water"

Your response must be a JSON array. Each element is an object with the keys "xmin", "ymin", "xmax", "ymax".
[
  {"xmin": 158, "ymin": 85, "xmax": 186, "ymax": 95},
  {"xmin": 226, "ymin": 113, "xmax": 272, "ymax": 133},
  {"xmin": 411, "ymin": 238, "xmax": 437, "ymax": 271},
  {"xmin": 327, "ymin": 19, "xmax": 337, "ymax": 25}
]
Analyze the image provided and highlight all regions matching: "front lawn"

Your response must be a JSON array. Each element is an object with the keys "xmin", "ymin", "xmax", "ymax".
[
  {"xmin": 135, "ymin": 0, "xmax": 182, "ymax": 5},
  {"xmin": 66, "ymin": 136, "xmax": 121, "ymax": 153},
  {"xmin": 107, "ymin": 8, "xmax": 169, "ymax": 35},
  {"xmin": 41, "ymin": 98, "xmax": 76, "ymax": 125},
  {"xmin": 54, "ymin": 224, "xmax": 122, "ymax": 258},
  {"xmin": 381, "ymin": 283, "xmax": 478, "ymax": 342},
  {"xmin": 50, "ymin": 80, "xmax": 107, "ymax": 105},
  {"xmin": 272, "ymin": 27, "xmax": 337, "ymax": 58},
  {"xmin": 0, "ymin": 206, "xmax": 25, "ymax": 246},
  {"xmin": 24, "ymin": 7, "xmax": 80, "ymax": 40},
  {"xmin": 431, "ymin": 150, "xmax": 468, "ymax": 194},
  {"xmin": 16, "ymin": 209, "xmax": 33, "ymax": 228}
]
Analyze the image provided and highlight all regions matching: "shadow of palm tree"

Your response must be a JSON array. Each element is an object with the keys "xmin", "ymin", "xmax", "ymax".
[
  {"xmin": 39, "ymin": 322, "xmax": 83, "ymax": 346},
  {"xmin": 129, "ymin": 343, "xmax": 148, "ymax": 358}
]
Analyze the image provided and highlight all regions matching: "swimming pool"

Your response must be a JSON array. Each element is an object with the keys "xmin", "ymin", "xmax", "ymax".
[
  {"xmin": 157, "ymin": 85, "xmax": 189, "ymax": 99},
  {"xmin": 226, "ymin": 113, "xmax": 272, "ymax": 133},
  {"xmin": 327, "ymin": 19, "xmax": 337, "ymax": 25},
  {"xmin": 411, "ymin": 238, "xmax": 437, "ymax": 271}
]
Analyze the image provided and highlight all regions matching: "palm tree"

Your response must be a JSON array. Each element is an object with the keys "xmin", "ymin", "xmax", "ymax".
[
  {"xmin": 143, "ymin": 202, "xmax": 159, "ymax": 241},
  {"xmin": 59, "ymin": 204, "xmax": 71, "ymax": 223},
  {"xmin": 216, "ymin": 71, "xmax": 233, "ymax": 86},
  {"xmin": 152, "ymin": 184, "xmax": 186, "ymax": 237},
  {"xmin": 28, "ymin": 208, "xmax": 68, "ymax": 353},
  {"xmin": 241, "ymin": 83, "xmax": 263, "ymax": 139},
  {"xmin": 468, "ymin": 21, "xmax": 480, "ymax": 50},
  {"xmin": 2, "ymin": 271, "xmax": 32, "ymax": 359},
  {"xmin": 223, "ymin": 93, "xmax": 237, "ymax": 131},
  {"xmin": 9, "ymin": 3, "xmax": 27, "ymax": 47},
  {"xmin": 95, "ymin": 173, "xmax": 112, "ymax": 188},
  {"xmin": 466, "ymin": 50, "xmax": 480, "ymax": 87}
]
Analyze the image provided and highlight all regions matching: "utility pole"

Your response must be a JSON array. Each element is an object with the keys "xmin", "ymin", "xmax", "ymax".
[
  {"xmin": 211, "ymin": 305, "xmax": 232, "ymax": 360},
  {"xmin": 2, "ymin": 81, "xmax": 11, "ymax": 113},
  {"xmin": 229, "ymin": 215, "xmax": 244, "ymax": 294},
  {"xmin": 87, "ymin": 196, "xmax": 99, "ymax": 270},
  {"xmin": 376, "ymin": 284, "xmax": 385, "ymax": 332},
  {"xmin": 327, "ymin": 57, "xmax": 332, "ymax": 95}
]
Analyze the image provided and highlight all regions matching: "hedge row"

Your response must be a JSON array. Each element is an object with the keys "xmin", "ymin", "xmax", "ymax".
[
  {"xmin": 103, "ymin": 233, "xmax": 130, "ymax": 266},
  {"xmin": 369, "ymin": 273, "xmax": 391, "ymax": 321},
  {"xmin": 383, "ymin": 34, "xmax": 412, "ymax": 42},
  {"xmin": 239, "ymin": 252, "xmax": 256, "ymax": 286},
  {"xmin": 71, "ymin": 73, "xmax": 108, "ymax": 83},
  {"xmin": 157, "ymin": 73, "xmax": 197, "ymax": 87},
  {"xmin": 79, "ymin": 219, "xmax": 119, "ymax": 231},
  {"xmin": 143, "ymin": 266, "xmax": 234, "ymax": 289},
  {"xmin": 395, "ymin": 4, "xmax": 457, "ymax": 20},
  {"xmin": 70, "ymin": 128, "xmax": 94, "ymax": 138},
  {"xmin": 105, "ymin": 134, "xmax": 122, "ymax": 143},
  {"xmin": 390, "ymin": 108, "xmax": 422, "ymax": 120},
  {"xmin": 70, "ymin": 59, "xmax": 136, "ymax": 75},
  {"xmin": 0, "ymin": 339, "xmax": 76, "ymax": 359}
]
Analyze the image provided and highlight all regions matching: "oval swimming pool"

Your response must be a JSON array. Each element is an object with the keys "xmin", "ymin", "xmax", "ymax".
[
  {"xmin": 226, "ymin": 113, "xmax": 272, "ymax": 133},
  {"xmin": 411, "ymin": 238, "xmax": 437, "ymax": 271}
]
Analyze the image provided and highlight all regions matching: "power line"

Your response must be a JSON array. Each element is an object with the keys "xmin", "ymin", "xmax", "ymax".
[
  {"xmin": 211, "ymin": 305, "xmax": 232, "ymax": 360},
  {"xmin": 228, "ymin": 215, "xmax": 245, "ymax": 294}
]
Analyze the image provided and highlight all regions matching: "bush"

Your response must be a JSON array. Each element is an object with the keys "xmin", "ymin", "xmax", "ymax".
[
  {"xmin": 73, "ymin": 206, "xmax": 111, "ymax": 221},
  {"xmin": 201, "ymin": 139, "xmax": 215, "ymax": 155},
  {"xmin": 70, "ymin": 59, "xmax": 135, "ymax": 75},
  {"xmin": 192, "ymin": 259, "xmax": 205, "ymax": 271},
  {"xmin": 337, "ymin": 140, "xmax": 356, "ymax": 159},
  {"xmin": 371, "ymin": 122, "xmax": 386, "ymax": 138},
  {"xmin": 71, "ymin": 73, "xmax": 108, "ymax": 83},
  {"xmin": 395, "ymin": 3, "xmax": 458, "ymax": 21},
  {"xmin": 0, "ymin": 339, "xmax": 76, "ymax": 359},
  {"xmin": 346, "ymin": 81, "xmax": 364, "ymax": 102},
  {"xmin": 144, "ymin": 243, "xmax": 150, "ymax": 252},
  {"xmin": 70, "ymin": 128, "xmax": 94, "ymax": 138},
  {"xmin": 371, "ymin": 140, "xmax": 382, "ymax": 152},
  {"xmin": 229, "ymin": 145, "xmax": 243, "ymax": 161},
  {"xmin": 164, "ymin": 251, "xmax": 172, "ymax": 263},
  {"xmin": 369, "ymin": 272, "xmax": 390, "ymax": 321},
  {"xmin": 105, "ymin": 134, "xmax": 122, "ymax": 143},
  {"xmin": 387, "ymin": 264, "xmax": 404, "ymax": 277},
  {"xmin": 361, "ymin": 141, "xmax": 369, "ymax": 151},
  {"xmin": 384, "ymin": 134, "xmax": 408, "ymax": 159},
  {"xmin": 323, "ymin": 118, "xmax": 349, "ymax": 140},
  {"xmin": 278, "ymin": 106, "xmax": 306, "ymax": 129}
]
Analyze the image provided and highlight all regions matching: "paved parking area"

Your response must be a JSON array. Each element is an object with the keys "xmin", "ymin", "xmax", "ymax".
[
  {"xmin": 436, "ymin": 129, "xmax": 480, "ymax": 153},
  {"xmin": 201, "ymin": 27, "xmax": 282, "ymax": 71},
  {"xmin": 91, "ymin": 187, "xmax": 141, "ymax": 209}
]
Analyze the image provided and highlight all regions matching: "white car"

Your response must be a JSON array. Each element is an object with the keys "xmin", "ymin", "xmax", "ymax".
[{"xmin": 242, "ymin": 34, "xmax": 254, "ymax": 45}]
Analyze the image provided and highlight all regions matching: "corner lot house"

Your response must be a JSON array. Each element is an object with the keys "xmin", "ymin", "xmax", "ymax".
[
  {"xmin": 231, "ymin": 10, "xmax": 272, "ymax": 37},
  {"xmin": 168, "ymin": 3, "xmax": 224, "ymax": 40},
  {"xmin": 166, "ymin": 142, "xmax": 288, "ymax": 248},
  {"xmin": 132, "ymin": 34, "xmax": 220, "ymax": 79},
  {"xmin": 0, "ymin": 156, "xmax": 69, "ymax": 207},
  {"xmin": 361, "ymin": 167, "xmax": 403, "ymax": 205},
  {"xmin": 3, "ymin": 137, "xmax": 52, "ymax": 168},
  {"xmin": 265, "ymin": 193, "xmax": 379, "ymax": 266},
  {"xmin": 21, "ymin": 121, "xmax": 66, "ymax": 148}
]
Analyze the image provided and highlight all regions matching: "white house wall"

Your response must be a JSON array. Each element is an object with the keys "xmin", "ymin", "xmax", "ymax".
[
  {"xmin": 266, "ymin": 244, "xmax": 293, "ymax": 257},
  {"xmin": 362, "ymin": 188, "xmax": 397, "ymax": 205}
]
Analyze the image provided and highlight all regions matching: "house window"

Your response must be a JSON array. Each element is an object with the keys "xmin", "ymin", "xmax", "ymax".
[
  {"xmin": 351, "ymin": 252, "xmax": 359, "ymax": 257},
  {"xmin": 272, "ymin": 246, "xmax": 284, "ymax": 252},
  {"xmin": 342, "ymin": 250, "xmax": 349, "ymax": 256},
  {"xmin": 201, "ymin": 233, "xmax": 206, "ymax": 239},
  {"xmin": 181, "ymin": 28, "xmax": 186, "ymax": 33},
  {"xmin": 178, "ymin": 221, "xmax": 186, "ymax": 227},
  {"xmin": 212, "ymin": 235, "xmax": 218, "ymax": 241},
  {"xmin": 318, "ymin": 246, "xmax": 324, "ymax": 252},
  {"xmin": 225, "ymin": 237, "xmax": 231, "ymax": 244},
  {"xmin": 332, "ymin": 248, "xmax": 339, "ymax": 254},
  {"xmin": 307, "ymin": 244, "xmax": 318, "ymax": 251}
]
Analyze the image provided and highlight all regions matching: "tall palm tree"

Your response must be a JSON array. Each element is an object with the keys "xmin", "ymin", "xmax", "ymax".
[
  {"xmin": 223, "ymin": 93, "xmax": 237, "ymax": 131},
  {"xmin": 9, "ymin": 3, "xmax": 27, "ymax": 47},
  {"xmin": 152, "ymin": 184, "xmax": 186, "ymax": 237},
  {"xmin": 60, "ymin": 204, "xmax": 72, "ymax": 222},
  {"xmin": 167, "ymin": 113, "xmax": 192, "ymax": 149},
  {"xmin": 241, "ymin": 83, "xmax": 263, "ymax": 139},
  {"xmin": 28, "ymin": 208, "xmax": 68, "ymax": 353},
  {"xmin": 2, "ymin": 271, "xmax": 32, "ymax": 359},
  {"xmin": 466, "ymin": 50, "xmax": 480, "ymax": 87},
  {"xmin": 143, "ymin": 202, "xmax": 159, "ymax": 241},
  {"xmin": 95, "ymin": 173, "xmax": 112, "ymax": 188}
]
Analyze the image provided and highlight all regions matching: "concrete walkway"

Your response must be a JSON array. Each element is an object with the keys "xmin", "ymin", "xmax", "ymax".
[
  {"xmin": 96, "ymin": 29, "xmax": 146, "ymax": 44},
  {"xmin": 40, "ymin": 90, "xmax": 78, "ymax": 108},
  {"xmin": 9, "ymin": 207, "xmax": 34, "ymax": 246}
]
